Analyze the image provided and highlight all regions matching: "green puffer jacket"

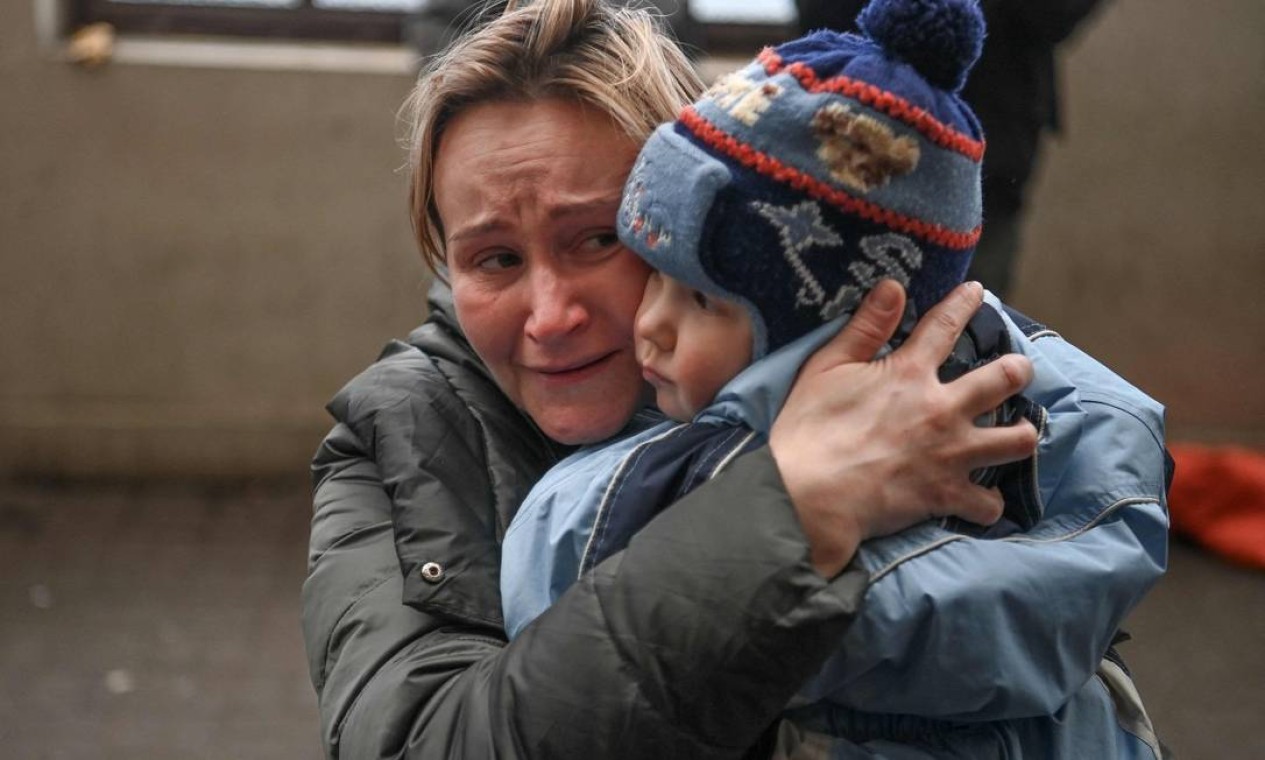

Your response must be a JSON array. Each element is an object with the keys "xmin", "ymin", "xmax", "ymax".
[{"xmin": 301, "ymin": 284, "xmax": 871, "ymax": 759}]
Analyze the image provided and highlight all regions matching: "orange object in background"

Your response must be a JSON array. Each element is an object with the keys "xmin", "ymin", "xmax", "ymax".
[
  {"xmin": 67, "ymin": 23, "xmax": 115, "ymax": 69},
  {"xmin": 1167, "ymin": 443, "xmax": 1265, "ymax": 570}
]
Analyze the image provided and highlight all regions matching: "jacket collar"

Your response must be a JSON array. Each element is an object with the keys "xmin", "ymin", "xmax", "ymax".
[{"xmin": 417, "ymin": 274, "xmax": 462, "ymax": 340}]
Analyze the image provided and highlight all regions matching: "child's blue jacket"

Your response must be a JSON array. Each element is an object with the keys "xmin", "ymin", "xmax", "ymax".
[{"xmin": 501, "ymin": 296, "xmax": 1169, "ymax": 757}]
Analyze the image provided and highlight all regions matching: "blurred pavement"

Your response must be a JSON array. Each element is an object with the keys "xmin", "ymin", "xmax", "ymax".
[
  {"xmin": 1, "ymin": 481, "xmax": 1263, "ymax": 759},
  {"xmin": 0, "ymin": 480, "xmax": 320, "ymax": 759}
]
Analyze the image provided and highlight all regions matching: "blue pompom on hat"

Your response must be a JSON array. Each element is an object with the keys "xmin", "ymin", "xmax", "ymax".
[
  {"xmin": 857, "ymin": 0, "xmax": 985, "ymax": 91},
  {"xmin": 618, "ymin": 0, "xmax": 988, "ymax": 358}
]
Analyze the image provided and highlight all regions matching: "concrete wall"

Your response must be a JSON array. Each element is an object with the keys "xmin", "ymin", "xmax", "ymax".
[
  {"xmin": 1, "ymin": 2, "xmax": 427, "ymax": 477},
  {"xmin": 1012, "ymin": 0, "xmax": 1265, "ymax": 447},
  {"xmin": 2, "ymin": 0, "xmax": 1262, "ymax": 479}
]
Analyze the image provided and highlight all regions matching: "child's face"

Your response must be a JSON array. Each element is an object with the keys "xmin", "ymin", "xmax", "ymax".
[{"xmin": 634, "ymin": 272, "xmax": 753, "ymax": 422}]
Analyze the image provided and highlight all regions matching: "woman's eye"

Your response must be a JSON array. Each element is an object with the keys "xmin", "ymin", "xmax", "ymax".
[
  {"xmin": 579, "ymin": 231, "xmax": 620, "ymax": 253},
  {"xmin": 476, "ymin": 251, "xmax": 521, "ymax": 271}
]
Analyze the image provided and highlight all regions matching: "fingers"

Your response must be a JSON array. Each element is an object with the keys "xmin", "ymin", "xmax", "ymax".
[
  {"xmin": 801, "ymin": 279, "xmax": 907, "ymax": 374},
  {"xmin": 950, "ymin": 353, "xmax": 1035, "ymax": 417},
  {"xmin": 961, "ymin": 420, "xmax": 1040, "ymax": 472},
  {"xmin": 948, "ymin": 484, "xmax": 1006, "ymax": 526},
  {"xmin": 902, "ymin": 281, "xmax": 985, "ymax": 368}
]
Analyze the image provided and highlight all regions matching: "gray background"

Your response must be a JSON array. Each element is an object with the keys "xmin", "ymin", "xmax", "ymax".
[{"xmin": 1, "ymin": 0, "xmax": 1262, "ymax": 479}]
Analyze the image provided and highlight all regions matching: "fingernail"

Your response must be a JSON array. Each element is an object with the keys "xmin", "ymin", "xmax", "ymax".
[{"xmin": 869, "ymin": 280, "xmax": 900, "ymax": 311}]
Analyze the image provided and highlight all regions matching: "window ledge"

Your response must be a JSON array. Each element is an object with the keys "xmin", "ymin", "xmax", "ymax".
[
  {"xmin": 61, "ymin": 33, "xmax": 748, "ymax": 80},
  {"xmin": 41, "ymin": 0, "xmax": 416, "ymax": 74},
  {"xmin": 77, "ymin": 34, "xmax": 420, "ymax": 75}
]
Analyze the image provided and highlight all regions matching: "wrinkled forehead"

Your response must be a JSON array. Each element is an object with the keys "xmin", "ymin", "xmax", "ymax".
[{"xmin": 434, "ymin": 98, "xmax": 640, "ymax": 250}]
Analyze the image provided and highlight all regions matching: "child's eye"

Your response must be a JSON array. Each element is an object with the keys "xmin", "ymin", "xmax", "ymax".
[{"xmin": 692, "ymin": 290, "xmax": 712, "ymax": 311}]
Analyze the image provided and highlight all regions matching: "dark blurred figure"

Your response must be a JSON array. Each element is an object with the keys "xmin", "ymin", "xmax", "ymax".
[
  {"xmin": 795, "ymin": 0, "xmax": 1105, "ymax": 298},
  {"xmin": 408, "ymin": 1, "xmax": 700, "ymax": 60}
]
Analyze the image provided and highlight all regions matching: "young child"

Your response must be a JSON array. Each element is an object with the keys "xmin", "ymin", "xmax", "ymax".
[{"xmin": 501, "ymin": 0, "xmax": 1167, "ymax": 755}]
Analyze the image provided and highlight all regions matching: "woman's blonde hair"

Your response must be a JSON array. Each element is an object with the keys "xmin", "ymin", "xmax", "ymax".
[{"xmin": 403, "ymin": 0, "xmax": 703, "ymax": 274}]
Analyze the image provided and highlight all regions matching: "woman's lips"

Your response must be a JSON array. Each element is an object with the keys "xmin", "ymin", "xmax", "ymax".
[{"xmin": 532, "ymin": 351, "xmax": 619, "ymax": 386}]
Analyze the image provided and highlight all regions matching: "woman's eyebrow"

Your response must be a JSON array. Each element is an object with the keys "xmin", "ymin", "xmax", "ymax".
[
  {"xmin": 447, "ymin": 219, "xmax": 509, "ymax": 244},
  {"xmin": 447, "ymin": 194, "xmax": 623, "ymax": 244},
  {"xmin": 544, "ymin": 194, "xmax": 622, "ymax": 222}
]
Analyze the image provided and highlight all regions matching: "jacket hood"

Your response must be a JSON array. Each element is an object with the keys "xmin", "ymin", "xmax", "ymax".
[
  {"xmin": 698, "ymin": 317, "xmax": 847, "ymax": 435},
  {"xmin": 418, "ymin": 276, "xmax": 461, "ymax": 340},
  {"xmin": 697, "ymin": 303, "xmax": 917, "ymax": 434},
  {"xmin": 403, "ymin": 277, "xmax": 500, "ymax": 388}
]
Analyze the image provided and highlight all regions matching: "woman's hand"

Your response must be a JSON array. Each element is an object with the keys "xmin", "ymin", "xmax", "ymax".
[{"xmin": 770, "ymin": 280, "xmax": 1038, "ymax": 577}]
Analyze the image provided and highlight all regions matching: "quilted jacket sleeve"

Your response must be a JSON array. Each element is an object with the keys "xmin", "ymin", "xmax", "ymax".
[{"xmin": 303, "ymin": 415, "xmax": 869, "ymax": 758}]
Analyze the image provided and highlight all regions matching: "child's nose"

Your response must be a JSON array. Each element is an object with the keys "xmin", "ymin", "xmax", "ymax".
[{"xmin": 634, "ymin": 294, "xmax": 674, "ymax": 352}]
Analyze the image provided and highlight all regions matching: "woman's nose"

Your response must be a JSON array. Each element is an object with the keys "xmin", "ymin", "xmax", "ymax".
[{"xmin": 524, "ymin": 268, "xmax": 589, "ymax": 345}]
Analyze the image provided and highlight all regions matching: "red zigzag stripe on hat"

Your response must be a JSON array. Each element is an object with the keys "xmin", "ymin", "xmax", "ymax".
[
  {"xmin": 679, "ymin": 106, "xmax": 982, "ymax": 250},
  {"xmin": 759, "ymin": 48, "xmax": 986, "ymax": 163}
]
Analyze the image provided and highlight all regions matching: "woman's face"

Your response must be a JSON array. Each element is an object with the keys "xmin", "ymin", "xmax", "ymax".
[{"xmin": 434, "ymin": 98, "xmax": 651, "ymax": 445}]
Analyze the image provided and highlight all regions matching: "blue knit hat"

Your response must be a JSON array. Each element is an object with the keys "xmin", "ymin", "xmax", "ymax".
[{"xmin": 618, "ymin": 0, "xmax": 987, "ymax": 358}]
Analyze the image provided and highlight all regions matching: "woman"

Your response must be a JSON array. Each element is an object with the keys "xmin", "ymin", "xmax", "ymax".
[{"xmin": 301, "ymin": 1, "xmax": 1165, "ymax": 757}]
